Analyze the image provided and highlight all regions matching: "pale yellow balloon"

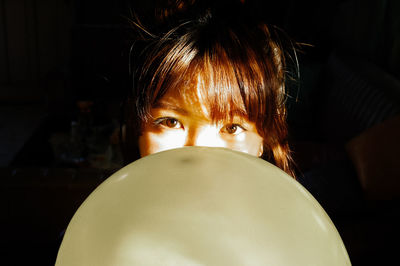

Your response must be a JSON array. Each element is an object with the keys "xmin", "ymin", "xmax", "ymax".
[{"xmin": 56, "ymin": 147, "xmax": 351, "ymax": 266}]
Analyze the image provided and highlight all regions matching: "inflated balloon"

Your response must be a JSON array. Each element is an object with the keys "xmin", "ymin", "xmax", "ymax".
[{"xmin": 56, "ymin": 147, "xmax": 351, "ymax": 265}]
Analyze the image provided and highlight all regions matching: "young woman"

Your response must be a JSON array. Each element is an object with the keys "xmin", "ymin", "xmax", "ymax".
[{"xmin": 123, "ymin": 0, "xmax": 296, "ymax": 177}]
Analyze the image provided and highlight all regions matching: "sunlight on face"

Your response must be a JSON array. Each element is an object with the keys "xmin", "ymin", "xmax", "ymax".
[{"xmin": 138, "ymin": 84, "xmax": 264, "ymax": 158}]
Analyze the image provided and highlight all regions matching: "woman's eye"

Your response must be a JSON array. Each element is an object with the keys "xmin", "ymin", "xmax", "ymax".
[
  {"xmin": 154, "ymin": 117, "xmax": 182, "ymax": 129},
  {"xmin": 221, "ymin": 124, "xmax": 245, "ymax": 135}
]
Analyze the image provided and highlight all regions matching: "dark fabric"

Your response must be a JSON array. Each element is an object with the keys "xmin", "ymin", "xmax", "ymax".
[{"xmin": 297, "ymin": 159, "xmax": 365, "ymax": 218}]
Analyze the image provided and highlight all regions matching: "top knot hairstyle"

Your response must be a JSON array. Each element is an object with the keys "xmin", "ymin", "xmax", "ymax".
[{"xmin": 124, "ymin": 0, "xmax": 298, "ymax": 177}]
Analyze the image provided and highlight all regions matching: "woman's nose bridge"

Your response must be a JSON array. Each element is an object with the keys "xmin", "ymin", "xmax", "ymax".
[{"xmin": 185, "ymin": 126, "xmax": 221, "ymax": 147}]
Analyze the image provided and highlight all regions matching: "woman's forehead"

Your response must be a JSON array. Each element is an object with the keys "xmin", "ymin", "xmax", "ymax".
[
  {"xmin": 155, "ymin": 75, "xmax": 248, "ymax": 120},
  {"xmin": 155, "ymin": 81, "xmax": 211, "ymax": 117}
]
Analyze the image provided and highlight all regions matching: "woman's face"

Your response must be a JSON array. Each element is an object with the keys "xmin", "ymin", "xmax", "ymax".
[{"xmin": 138, "ymin": 85, "xmax": 264, "ymax": 157}]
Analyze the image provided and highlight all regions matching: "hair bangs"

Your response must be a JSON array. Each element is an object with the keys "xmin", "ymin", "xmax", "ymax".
[
  {"xmin": 137, "ymin": 34, "xmax": 197, "ymax": 122},
  {"xmin": 138, "ymin": 23, "xmax": 285, "ymax": 130},
  {"xmin": 183, "ymin": 41, "xmax": 278, "ymax": 130}
]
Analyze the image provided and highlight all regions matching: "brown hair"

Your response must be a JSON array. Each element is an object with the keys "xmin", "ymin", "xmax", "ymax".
[{"xmin": 124, "ymin": 1, "xmax": 296, "ymax": 177}]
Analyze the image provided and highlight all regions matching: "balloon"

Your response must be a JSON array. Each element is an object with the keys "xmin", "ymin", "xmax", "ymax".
[{"xmin": 56, "ymin": 147, "xmax": 351, "ymax": 266}]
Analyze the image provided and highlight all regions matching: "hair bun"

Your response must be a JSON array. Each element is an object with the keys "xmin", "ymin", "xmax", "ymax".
[
  {"xmin": 153, "ymin": 0, "xmax": 248, "ymax": 27},
  {"xmin": 154, "ymin": 0, "xmax": 196, "ymax": 23}
]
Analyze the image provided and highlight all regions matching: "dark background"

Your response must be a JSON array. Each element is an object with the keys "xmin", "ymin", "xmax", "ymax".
[{"xmin": 1, "ymin": 0, "xmax": 399, "ymax": 265}]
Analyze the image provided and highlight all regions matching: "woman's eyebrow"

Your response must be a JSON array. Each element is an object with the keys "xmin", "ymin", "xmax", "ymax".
[
  {"xmin": 229, "ymin": 108, "xmax": 248, "ymax": 117},
  {"xmin": 153, "ymin": 102, "xmax": 189, "ymax": 115}
]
